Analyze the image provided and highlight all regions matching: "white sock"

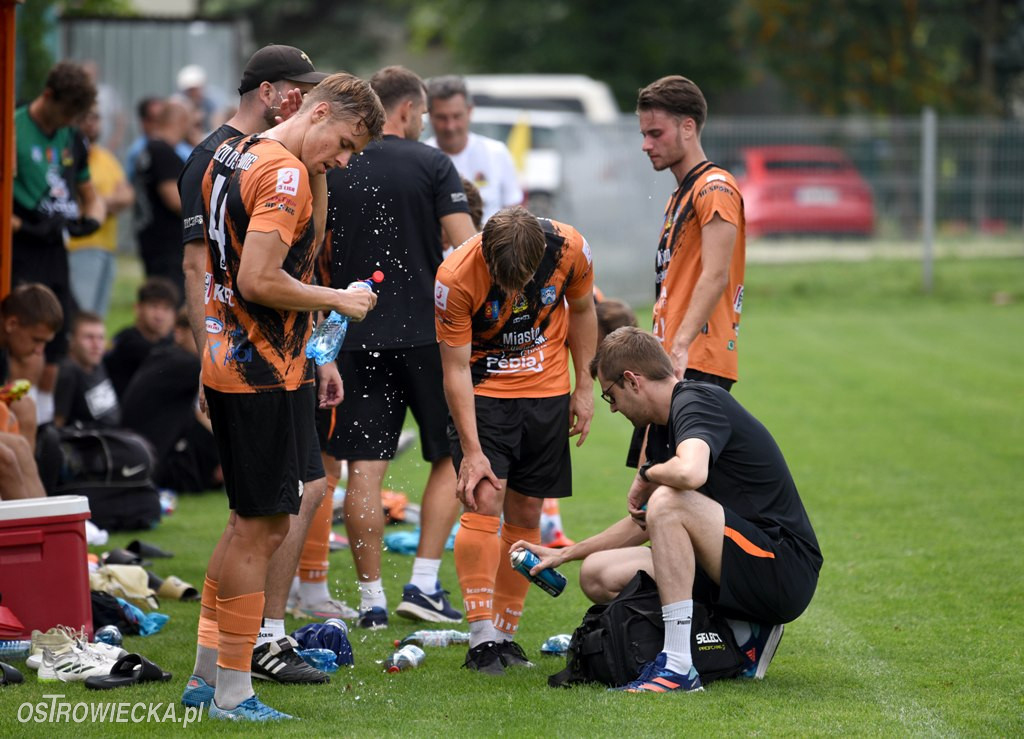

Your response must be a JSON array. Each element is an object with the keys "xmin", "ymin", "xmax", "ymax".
[
  {"xmin": 256, "ymin": 617, "xmax": 284, "ymax": 647},
  {"xmin": 35, "ymin": 390, "xmax": 54, "ymax": 425},
  {"xmin": 726, "ymin": 618, "xmax": 753, "ymax": 647},
  {"xmin": 192, "ymin": 644, "xmax": 217, "ymax": 684},
  {"xmin": 358, "ymin": 578, "xmax": 386, "ymax": 611},
  {"xmin": 495, "ymin": 628, "xmax": 515, "ymax": 643},
  {"xmin": 287, "ymin": 575, "xmax": 300, "ymax": 606},
  {"xmin": 662, "ymin": 600, "xmax": 694, "ymax": 674},
  {"xmin": 409, "ymin": 557, "xmax": 441, "ymax": 593},
  {"xmin": 213, "ymin": 667, "xmax": 253, "ymax": 711},
  {"xmin": 299, "ymin": 579, "xmax": 330, "ymax": 604},
  {"xmin": 469, "ymin": 619, "xmax": 498, "ymax": 648}
]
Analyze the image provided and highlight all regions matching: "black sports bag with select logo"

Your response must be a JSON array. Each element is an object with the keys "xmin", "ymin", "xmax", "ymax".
[
  {"xmin": 548, "ymin": 569, "xmax": 744, "ymax": 688},
  {"xmin": 55, "ymin": 426, "xmax": 162, "ymax": 532}
]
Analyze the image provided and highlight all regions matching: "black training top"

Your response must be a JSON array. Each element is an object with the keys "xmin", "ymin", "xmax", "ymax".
[
  {"xmin": 103, "ymin": 326, "xmax": 172, "ymax": 400},
  {"xmin": 178, "ymin": 124, "xmax": 243, "ymax": 246},
  {"xmin": 322, "ymin": 134, "xmax": 470, "ymax": 350},
  {"xmin": 133, "ymin": 138, "xmax": 184, "ymax": 258},
  {"xmin": 54, "ymin": 359, "xmax": 121, "ymax": 428},
  {"xmin": 121, "ymin": 344, "xmax": 200, "ymax": 461},
  {"xmin": 645, "ymin": 381, "xmax": 823, "ymax": 564}
]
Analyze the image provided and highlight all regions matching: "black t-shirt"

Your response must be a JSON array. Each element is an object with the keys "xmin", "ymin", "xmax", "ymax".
[
  {"xmin": 133, "ymin": 138, "xmax": 185, "ymax": 258},
  {"xmin": 646, "ymin": 381, "xmax": 822, "ymax": 563},
  {"xmin": 178, "ymin": 124, "xmax": 243, "ymax": 246},
  {"xmin": 323, "ymin": 135, "xmax": 470, "ymax": 349},
  {"xmin": 103, "ymin": 326, "xmax": 173, "ymax": 399},
  {"xmin": 54, "ymin": 358, "xmax": 121, "ymax": 427},
  {"xmin": 121, "ymin": 344, "xmax": 200, "ymax": 460}
]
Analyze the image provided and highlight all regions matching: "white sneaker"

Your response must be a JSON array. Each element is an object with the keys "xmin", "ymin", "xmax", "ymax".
[
  {"xmin": 38, "ymin": 647, "xmax": 117, "ymax": 682},
  {"xmin": 28, "ymin": 626, "xmax": 126, "ymax": 670}
]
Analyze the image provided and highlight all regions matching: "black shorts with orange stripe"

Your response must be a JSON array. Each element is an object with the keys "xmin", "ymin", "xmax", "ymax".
[
  {"xmin": 693, "ymin": 507, "xmax": 819, "ymax": 624},
  {"xmin": 315, "ymin": 345, "xmax": 450, "ymax": 463}
]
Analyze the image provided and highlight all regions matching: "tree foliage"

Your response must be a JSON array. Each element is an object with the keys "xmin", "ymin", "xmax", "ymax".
[
  {"xmin": 737, "ymin": 0, "xmax": 1024, "ymax": 115},
  {"xmin": 406, "ymin": 0, "xmax": 746, "ymax": 111}
]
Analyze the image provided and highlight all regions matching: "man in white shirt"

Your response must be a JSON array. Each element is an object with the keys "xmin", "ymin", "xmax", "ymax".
[{"xmin": 426, "ymin": 75, "xmax": 522, "ymax": 223}]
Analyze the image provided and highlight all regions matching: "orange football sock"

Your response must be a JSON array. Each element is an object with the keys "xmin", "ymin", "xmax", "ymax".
[
  {"xmin": 299, "ymin": 474, "xmax": 337, "ymax": 582},
  {"xmin": 454, "ymin": 512, "xmax": 501, "ymax": 623},
  {"xmin": 197, "ymin": 576, "xmax": 219, "ymax": 649},
  {"xmin": 215, "ymin": 591, "xmax": 264, "ymax": 672},
  {"xmin": 492, "ymin": 522, "xmax": 540, "ymax": 637}
]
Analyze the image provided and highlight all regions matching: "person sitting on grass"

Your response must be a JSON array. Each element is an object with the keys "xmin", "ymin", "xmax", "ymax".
[
  {"xmin": 103, "ymin": 276, "xmax": 178, "ymax": 398},
  {"xmin": 54, "ymin": 311, "xmax": 120, "ymax": 429},
  {"xmin": 512, "ymin": 326, "xmax": 822, "ymax": 693}
]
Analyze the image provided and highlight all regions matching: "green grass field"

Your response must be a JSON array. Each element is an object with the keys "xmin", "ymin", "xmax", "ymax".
[{"xmin": 2, "ymin": 256, "xmax": 1022, "ymax": 736}]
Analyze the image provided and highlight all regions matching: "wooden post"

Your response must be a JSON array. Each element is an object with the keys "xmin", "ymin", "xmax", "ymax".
[{"xmin": 0, "ymin": 1, "xmax": 25, "ymax": 300}]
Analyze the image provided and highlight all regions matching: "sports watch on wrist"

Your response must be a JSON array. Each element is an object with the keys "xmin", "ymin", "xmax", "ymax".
[{"xmin": 638, "ymin": 460, "xmax": 655, "ymax": 483}]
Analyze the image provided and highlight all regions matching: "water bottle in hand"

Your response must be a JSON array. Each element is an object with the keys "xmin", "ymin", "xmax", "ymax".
[{"xmin": 306, "ymin": 270, "xmax": 384, "ymax": 365}]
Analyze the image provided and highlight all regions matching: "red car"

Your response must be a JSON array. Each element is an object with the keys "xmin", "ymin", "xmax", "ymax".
[{"xmin": 737, "ymin": 146, "xmax": 875, "ymax": 237}]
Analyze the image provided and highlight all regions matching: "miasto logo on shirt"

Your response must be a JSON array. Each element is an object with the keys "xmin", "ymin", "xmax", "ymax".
[
  {"xmin": 276, "ymin": 168, "xmax": 300, "ymax": 196},
  {"xmin": 434, "ymin": 279, "xmax": 450, "ymax": 310}
]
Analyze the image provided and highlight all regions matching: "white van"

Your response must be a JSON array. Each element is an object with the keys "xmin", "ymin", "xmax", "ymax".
[{"xmin": 464, "ymin": 74, "xmax": 620, "ymax": 123}]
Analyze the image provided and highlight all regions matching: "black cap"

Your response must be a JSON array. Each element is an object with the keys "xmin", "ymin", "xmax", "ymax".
[{"xmin": 238, "ymin": 45, "xmax": 328, "ymax": 95}]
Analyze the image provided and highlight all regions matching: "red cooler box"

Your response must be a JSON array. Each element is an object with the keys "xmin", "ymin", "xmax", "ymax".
[{"xmin": 0, "ymin": 495, "xmax": 93, "ymax": 639}]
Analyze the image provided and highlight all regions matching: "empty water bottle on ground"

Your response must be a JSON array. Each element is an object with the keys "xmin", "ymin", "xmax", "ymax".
[
  {"xmin": 0, "ymin": 640, "xmax": 31, "ymax": 659},
  {"xmin": 398, "ymin": 629, "xmax": 470, "ymax": 648},
  {"xmin": 540, "ymin": 634, "xmax": 572, "ymax": 656},
  {"xmin": 297, "ymin": 648, "xmax": 339, "ymax": 673},
  {"xmin": 306, "ymin": 271, "xmax": 384, "ymax": 365},
  {"xmin": 383, "ymin": 644, "xmax": 425, "ymax": 672}
]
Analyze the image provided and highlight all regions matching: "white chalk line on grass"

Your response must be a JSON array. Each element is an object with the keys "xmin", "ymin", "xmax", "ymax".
[{"xmin": 812, "ymin": 601, "xmax": 957, "ymax": 737}]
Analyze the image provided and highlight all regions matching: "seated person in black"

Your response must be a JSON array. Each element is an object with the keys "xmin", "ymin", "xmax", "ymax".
[
  {"xmin": 512, "ymin": 327, "xmax": 822, "ymax": 693},
  {"xmin": 54, "ymin": 311, "xmax": 120, "ymax": 428},
  {"xmin": 121, "ymin": 308, "xmax": 221, "ymax": 493},
  {"xmin": 103, "ymin": 276, "xmax": 177, "ymax": 398}
]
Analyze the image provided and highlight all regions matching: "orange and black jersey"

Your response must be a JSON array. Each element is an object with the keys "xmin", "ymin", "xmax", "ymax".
[
  {"xmin": 653, "ymin": 161, "xmax": 745, "ymax": 382},
  {"xmin": 200, "ymin": 134, "xmax": 317, "ymax": 393},
  {"xmin": 435, "ymin": 218, "xmax": 594, "ymax": 399}
]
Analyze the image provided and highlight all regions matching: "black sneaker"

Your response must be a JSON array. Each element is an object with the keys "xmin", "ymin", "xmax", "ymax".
[
  {"xmin": 463, "ymin": 641, "xmax": 505, "ymax": 676},
  {"xmin": 251, "ymin": 636, "xmax": 330, "ymax": 684},
  {"xmin": 496, "ymin": 640, "xmax": 534, "ymax": 668}
]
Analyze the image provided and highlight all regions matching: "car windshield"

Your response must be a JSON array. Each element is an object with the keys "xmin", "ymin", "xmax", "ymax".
[{"xmin": 764, "ymin": 159, "xmax": 849, "ymax": 172}]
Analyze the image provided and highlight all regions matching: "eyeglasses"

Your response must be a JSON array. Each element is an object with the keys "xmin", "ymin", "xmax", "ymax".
[{"xmin": 600, "ymin": 372, "xmax": 626, "ymax": 404}]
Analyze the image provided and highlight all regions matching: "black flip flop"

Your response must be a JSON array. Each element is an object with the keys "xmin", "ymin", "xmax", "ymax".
[
  {"xmin": 102, "ymin": 548, "xmax": 151, "ymax": 568},
  {"xmin": 84, "ymin": 654, "xmax": 172, "ymax": 690},
  {"xmin": 126, "ymin": 540, "xmax": 174, "ymax": 559},
  {"xmin": 0, "ymin": 661, "xmax": 24, "ymax": 686}
]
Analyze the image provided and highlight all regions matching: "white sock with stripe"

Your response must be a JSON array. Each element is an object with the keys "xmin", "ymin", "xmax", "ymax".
[{"xmin": 661, "ymin": 600, "xmax": 694, "ymax": 674}]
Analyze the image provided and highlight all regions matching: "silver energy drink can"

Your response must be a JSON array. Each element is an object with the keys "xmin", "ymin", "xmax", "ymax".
[{"xmin": 510, "ymin": 548, "xmax": 566, "ymax": 597}]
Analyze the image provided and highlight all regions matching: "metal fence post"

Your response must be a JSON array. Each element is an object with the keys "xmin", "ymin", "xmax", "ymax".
[{"xmin": 921, "ymin": 108, "xmax": 937, "ymax": 293}]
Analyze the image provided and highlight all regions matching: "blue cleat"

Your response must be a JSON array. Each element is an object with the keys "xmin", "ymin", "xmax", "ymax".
[
  {"xmin": 739, "ymin": 623, "xmax": 784, "ymax": 679},
  {"xmin": 395, "ymin": 583, "xmax": 463, "ymax": 623},
  {"xmin": 615, "ymin": 653, "xmax": 704, "ymax": 693},
  {"xmin": 180, "ymin": 674, "xmax": 214, "ymax": 708},
  {"xmin": 357, "ymin": 606, "xmax": 389, "ymax": 630},
  {"xmin": 209, "ymin": 695, "xmax": 293, "ymax": 721}
]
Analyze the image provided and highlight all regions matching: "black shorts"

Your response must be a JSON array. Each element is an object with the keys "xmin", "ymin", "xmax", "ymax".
[
  {"xmin": 448, "ymin": 394, "xmax": 571, "ymax": 499},
  {"xmin": 11, "ymin": 243, "xmax": 74, "ymax": 364},
  {"xmin": 626, "ymin": 371, "xmax": 734, "ymax": 468},
  {"xmin": 205, "ymin": 385, "xmax": 323, "ymax": 517},
  {"xmin": 317, "ymin": 345, "xmax": 450, "ymax": 462},
  {"xmin": 692, "ymin": 508, "xmax": 820, "ymax": 624}
]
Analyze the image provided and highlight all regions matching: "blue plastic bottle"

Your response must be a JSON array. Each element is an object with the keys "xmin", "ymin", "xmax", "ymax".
[{"xmin": 306, "ymin": 271, "xmax": 384, "ymax": 366}]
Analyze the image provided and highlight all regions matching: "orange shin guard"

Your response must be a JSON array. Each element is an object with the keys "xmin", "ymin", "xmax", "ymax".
[
  {"xmin": 197, "ymin": 576, "xmax": 219, "ymax": 649},
  {"xmin": 299, "ymin": 474, "xmax": 336, "ymax": 581},
  {"xmin": 215, "ymin": 591, "xmax": 264, "ymax": 672},
  {"xmin": 454, "ymin": 512, "xmax": 501, "ymax": 623},
  {"xmin": 492, "ymin": 522, "xmax": 541, "ymax": 636}
]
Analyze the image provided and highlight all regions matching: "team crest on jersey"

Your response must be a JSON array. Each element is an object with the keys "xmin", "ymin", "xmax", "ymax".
[
  {"xmin": 434, "ymin": 280, "xmax": 450, "ymax": 311},
  {"xmin": 512, "ymin": 293, "xmax": 529, "ymax": 314},
  {"xmin": 276, "ymin": 167, "xmax": 300, "ymax": 195},
  {"xmin": 540, "ymin": 286, "xmax": 557, "ymax": 305},
  {"xmin": 484, "ymin": 300, "xmax": 500, "ymax": 320}
]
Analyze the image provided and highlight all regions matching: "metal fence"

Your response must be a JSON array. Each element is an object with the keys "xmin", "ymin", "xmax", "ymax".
[{"xmin": 554, "ymin": 115, "xmax": 1024, "ymax": 305}]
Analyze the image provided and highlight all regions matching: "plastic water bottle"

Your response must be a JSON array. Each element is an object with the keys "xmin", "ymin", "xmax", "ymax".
[
  {"xmin": 0, "ymin": 640, "xmax": 31, "ymax": 658},
  {"xmin": 383, "ymin": 644, "xmax": 425, "ymax": 672},
  {"xmin": 540, "ymin": 634, "xmax": 572, "ymax": 656},
  {"xmin": 306, "ymin": 271, "xmax": 384, "ymax": 365},
  {"xmin": 94, "ymin": 625, "xmax": 123, "ymax": 647},
  {"xmin": 398, "ymin": 629, "xmax": 470, "ymax": 648},
  {"xmin": 296, "ymin": 648, "xmax": 339, "ymax": 673}
]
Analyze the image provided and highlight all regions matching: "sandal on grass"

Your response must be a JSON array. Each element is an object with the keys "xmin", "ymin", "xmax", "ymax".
[
  {"xmin": 0, "ymin": 661, "xmax": 23, "ymax": 686},
  {"xmin": 84, "ymin": 654, "xmax": 171, "ymax": 690}
]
